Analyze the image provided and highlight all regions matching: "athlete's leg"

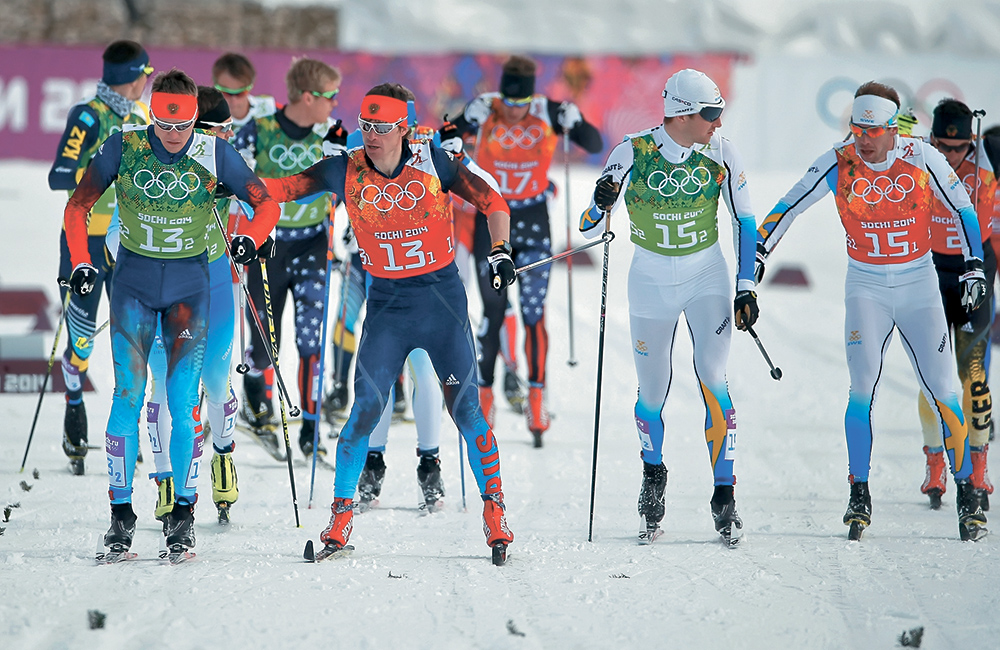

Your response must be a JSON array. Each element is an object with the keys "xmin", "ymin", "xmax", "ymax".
[
  {"xmin": 511, "ymin": 204, "xmax": 552, "ymax": 387},
  {"xmin": 146, "ymin": 328, "xmax": 173, "ymax": 476},
  {"xmin": 474, "ymin": 211, "xmax": 505, "ymax": 387},
  {"xmin": 290, "ymin": 234, "xmax": 328, "ymax": 430},
  {"xmin": 408, "ymin": 349, "xmax": 443, "ymax": 454},
  {"xmin": 202, "ymin": 258, "xmax": 239, "ymax": 453}
]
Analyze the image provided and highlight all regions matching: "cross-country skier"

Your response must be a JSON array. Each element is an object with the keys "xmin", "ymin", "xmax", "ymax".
[
  {"xmin": 232, "ymin": 57, "xmax": 342, "ymax": 459},
  {"xmin": 64, "ymin": 68, "xmax": 279, "ymax": 561},
  {"xmin": 917, "ymin": 98, "xmax": 996, "ymax": 512},
  {"xmin": 47, "ymin": 40, "xmax": 152, "ymax": 475},
  {"xmin": 263, "ymin": 82, "xmax": 515, "ymax": 562},
  {"xmin": 581, "ymin": 68, "xmax": 756, "ymax": 546},
  {"xmin": 444, "ymin": 55, "xmax": 604, "ymax": 447},
  {"xmin": 138, "ymin": 87, "xmax": 246, "ymax": 525},
  {"xmin": 212, "ymin": 52, "xmax": 277, "ymax": 134},
  {"xmin": 756, "ymin": 81, "xmax": 988, "ymax": 541}
]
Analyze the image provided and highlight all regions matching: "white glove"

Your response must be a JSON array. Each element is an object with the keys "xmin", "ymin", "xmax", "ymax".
[
  {"xmin": 558, "ymin": 102, "xmax": 582, "ymax": 131},
  {"xmin": 440, "ymin": 134, "xmax": 464, "ymax": 155},
  {"xmin": 464, "ymin": 95, "xmax": 493, "ymax": 126},
  {"xmin": 342, "ymin": 225, "xmax": 359, "ymax": 254}
]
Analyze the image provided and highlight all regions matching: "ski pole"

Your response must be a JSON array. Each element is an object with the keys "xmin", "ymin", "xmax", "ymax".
[
  {"xmin": 332, "ymin": 251, "xmax": 352, "ymax": 403},
  {"xmin": 587, "ymin": 211, "xmax": 615, "ymax": 543},
  {"xmin": 20, "ymin": 287, "xmax": 72, "ymax": 472},
  {"xmin": 973, "ymin": 109, "xmax": 986, "ymax": 211},
  {"xmin": 746, "ymin": 324, "xmax": 782, "ymax": 380},
  {"xmin": 564, "ymin": 135, "xmax": 578, "ymax": 367},
  {"xmin": 504, "ymin": 234, "xmax": 611, "ymax": 285},
  {"xmin": 76, "ymin": 318, "xmax": 108, "ymax": 350},
  {"xmin": 235, "ymin": 265, "xmax": 250, "ymax": 374},
  {"xmin": 309, "ymin": 218, "xmax": 338, "ymax": 507}
]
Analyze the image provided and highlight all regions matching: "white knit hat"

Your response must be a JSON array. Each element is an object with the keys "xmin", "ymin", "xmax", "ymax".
[{"xmin": 662, "ymin": 69, "xmax": 725, "ymax": 119}]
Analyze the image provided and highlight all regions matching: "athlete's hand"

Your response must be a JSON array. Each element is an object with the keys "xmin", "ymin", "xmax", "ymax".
[
  {"xmin": 734, "ymin": 290, "xmax": 759, "ymax": 331},
  {"xmin": 322, "ymin": 119, "xmax": 349, "ymax": 157},
  {"xmin": 464, "ymin": 95, "xmax": 492, "ymax": 126},
  {"xmin": 215, "ymin": 182, "xmax": 234, "ymax": 200},
  {"xmin": 594, "ymin": 175, "xmax": 620, "ymax": 212},
  {"xmin": 69, "ymin": 263, "xmax": 98, "ymax": 296},
  {"xmin": 488, "ymin": 241, "xmax": 516, "ymax": 294},
  {"xmin": 230, "ymin": 235, "xmax": 258, "ymax": 265},
  {"xmin": 438, "ymin": 117, "xmax": 464, "ymax": 157},
  {"xmin": 557, "ymin": 101, "xmax": 582, "ymax": 131},
  {"xmin": 754, "ymin": 243, "xmax": 767, "ymax": 284},
  {"xmin": 342, "ymin": 225, "xmax": 359, "ymax": 254},
  {"xmin": 256, "ymin": 235, "xmax": 275, "ymax": 261},
  {"xmin": 961, "ymin": 257, "xmax": 988, "ymax": 313}
]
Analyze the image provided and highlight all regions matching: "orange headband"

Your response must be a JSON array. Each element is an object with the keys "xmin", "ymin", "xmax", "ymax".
[
  {"xmin": 360, "ymin": 95, "xmax": 408, "ymax": 123},
  {"xmin": 150, "ymin": 92, "xmax": 199, "ymax": 121}
]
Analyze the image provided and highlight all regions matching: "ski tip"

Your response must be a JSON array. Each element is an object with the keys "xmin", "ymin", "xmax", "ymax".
[
  {"xmin": 304, "ymin": 539, "xmax": 315, "ymax": 562},
  {"xmin": 491, "ymin": 543, "xmax": 508, "ymax": 566}
]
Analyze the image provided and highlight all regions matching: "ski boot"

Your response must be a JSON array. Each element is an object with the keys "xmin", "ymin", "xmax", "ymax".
[
  {"xmin": 152, "ymin": 474, "xmax": 175, "ymax": 525},
  {"xmin": 97, "ymin": 502, "xmax": 137, "ymax": 563},
  {"xmin": 299, "ymin": 419, "xmax": 327, "ymax": 458},
  {"xmin": 241, "ymin": 373, "xmax": 281, "ymax": 451},
  {"xmin": 62, "ymin": 400, "xmax": 88, "ymax": 476},
  {"xmin": 638, "ymin": 462, "xmax": 668, "ymax": 544},
  {"xmin": 970, "ymin": 445, "xmax": 993, "ymax": 512},
  {"xmin": 482, "ymin": 492, "xmax": 513, "ymax": 565},
  {"xmin": 844, "ymin": 479, "xmax": 872, "ymax": 541},
  {"xmin": 503, "ymin": 369, "xmax": 525, "ymax": 414},
  {"xmin": 920, "ymin": 446, "xmax": 947, "ymax": 509},
  {"xmin": 479, "ymin": 386, "xmax": 496, "ymax": 430},
  {"xmin": 525, "ymin": 386, "xmax": 550, "ymax": 448},
  {"xmin": 956, "ymin": 480, "xmax": 988, "ymax": 541},
  {"xmin": 710, "ymin": 485, "xmax": 744, "ymax": 547},
  {"xmin": 317, "ymin": 497, "xmax": 355, "ymax": 557},
  {"xmin": 163, "ymin": 503, "xmax": 196, "ymax": 563},
  {"xmin": 417, "ymin": 453, "xmax": 445, "ymax": 513},
  {"xmin": 322, "ymin": 380, "xmax": 349, "ymax": 425},
  {"xmin": 357, "ymin": 451, "xmax": 386, "ymax": 513},
  {"xmin": 211, "ymin": 448, "xmax": 239, "ymax": 524}
]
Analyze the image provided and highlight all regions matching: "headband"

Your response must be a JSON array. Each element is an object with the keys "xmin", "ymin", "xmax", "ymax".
[
  {"xmin": 196, "ymin": 96, "xmax": 232, "ymax": 128},
  {"xmin": 151, "ymin": 92, "xmax": 199, "ymax": 122},
  {"xmin": 102, "ymin": 48, "xmax": 151, "ymax": 85},
  {"xmin": 932, "ymin": 109, "xmax": 973, "ymax": 140},
  {"xmin": 360, "ymin": 95, "xmax": 408, "ymax": 123},
  {"xmin": 500, "ymin": 72, "xmax": 535, "ymax": 100},
  {"xmin": 851, "ymin": 95, "xmax": 899, "ymax": 127}
]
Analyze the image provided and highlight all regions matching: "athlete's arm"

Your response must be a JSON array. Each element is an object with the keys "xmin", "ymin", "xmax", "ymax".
[
  {"xmin": 718, "ymin": 137, "xmax": 757, "ymax": 290},
  {"xmin": 579, "ymin": 137, "xmax": 634, "ymax": 238},
  {"xmin": 48, "ymin": 105, "xmax": 101, "ymax": 191},
  {"xmin": 924, "ymin": 140, "xmax": 984, "ymax": 260},
  {"xmin": 63, "ymin": 133, "xmax": 123, "ymax": 268},
  {"xmin": 215, "ymin": 139, "xmax": 281, "ymax": 247},
  {"xmin": 263, "ymin": 156, "xmax": 347, "ymax": 205},
  {"xmin": 546, "ymin": 99, "xmax": 603, "ymax": 153},
  {"xmin": 757, "ymin": 148, "xmax": 838, "ymax": 255}
]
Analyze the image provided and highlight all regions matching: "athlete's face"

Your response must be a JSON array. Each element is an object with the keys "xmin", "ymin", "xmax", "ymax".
[
  {"xmin": 931, "ymin": 136, "xmax": 972, "ymax": 170},
  {"xmin": 362, "ymin": 118, "xmax": 408, "ymax": 173},
  {"xmin": 853, "ymin": 125, "xmax": 897, "ymax": 164},
  {"xmin": 499, "ymin": 102, "xmax": 530, "ymax": 124},
  {"xmin": 215, "ymin": 71, "xmax": 253, "ymax": 120},
  {"xmin": 664, "ymin": 112, "xmax": 722, "ymax": 148},
  {"xmin": 152, "ymin": 115, "xmax": 195, "ymax": 154},
  {"xmin": 302, "ymin": 79, "xmax": 341, "ymax": 124}
]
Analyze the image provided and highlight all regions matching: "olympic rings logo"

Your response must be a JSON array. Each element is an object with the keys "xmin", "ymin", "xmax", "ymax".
[
  {"xmin": 816, "ymin": 76, "xmax": 964, "ymax": 130},
  {"xmin": 646, "ymin": 167, "xmax": 712, "ymax": 197},
  {"xmin": 961, "ymin": 172, "xmax": 986, "ymax": 196},
  {"xmin": 491, "ymin": 124, "xmax": 544, "ymax": 149},
  {"xmin": 360, "ymin": 181, "xmax": 427, "ymax": 212},
  {"xmin": 268, "ymin": 143, "xmax": 323, "ymax": 171},
  {"xmin": 851, "ymin": 174, "xmax": 915, "ymax": 204},
  {"xmin": 132, "ymin": 169, "xmax": 202, "ymax": 200}
]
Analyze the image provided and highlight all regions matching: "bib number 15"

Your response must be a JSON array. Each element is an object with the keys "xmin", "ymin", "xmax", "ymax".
[{"xmin": 865, "ymin": 230, "xmax": 913, "ymax": 258}]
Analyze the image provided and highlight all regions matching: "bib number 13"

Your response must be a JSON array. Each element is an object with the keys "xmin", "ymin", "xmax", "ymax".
[
  {"xmin": 381, "ymin": 239, "xmax": 438, "ymax": 272},
  {"xmin": 138, "ymin": 223, "xmax": 190, "ymax": 254}
]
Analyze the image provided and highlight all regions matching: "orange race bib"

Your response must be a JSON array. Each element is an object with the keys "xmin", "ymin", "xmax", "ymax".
[
  {"xmin": 834, "ymin": 144, "xmax": 935, "ymax": 264},
  {"xmin": 475, "ymin": 97, "xmax": 558, "ymax": 202},
  {"xmin": 928, "ymin": 156, "xmax": 995, "ymax": 253}
]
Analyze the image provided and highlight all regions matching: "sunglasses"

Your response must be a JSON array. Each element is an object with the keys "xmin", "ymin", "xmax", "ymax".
[
  {"xmin": 199, "ymin": 119, "xmax": 234, "ymax": 132},
  {"xmin": 501, "ymin": 95, "xmax": 532, "ymax": 107},
  {"xmin": 310, "ymin": 89, "xmax": 340, "ymax": 100},
  {"xmin": 358, "ymin": 116, "xmax": 405, "ymax": 135},
  {"xmin": 698, "ymin": 105, "xmax": 724, "ymax": 122},
  {"xmin": 214, "ymin": 82, "xmax": 254, "ymax": 96},
  {"xmin": 132, "ymin": 64, "xmax": 155, "ymax": 76},
  {"xmin": 932, "ymin": 139, "xmax": 971, "ymax": 154},
  {"xmin": 151, "ymin": 114, "xmax": 196, "ymax": 132},
  {"xmin": 849, "ymin": 123, "xmax": 891, "ymax": 139}
]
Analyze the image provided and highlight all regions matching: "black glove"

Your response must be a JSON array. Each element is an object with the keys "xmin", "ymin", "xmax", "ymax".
[
  {"xmin": 69, "ymin": 263, "xmax": 98, "ymax": 296},
  {"xmin": 488, "ymin": 241, "xmax": 516, "ymax": 294},
  {"xmin": 734, "ymin": 289, "xmax": 759, "ymax": 331},
  {"xmin": 960, "ymin": 257, "xmax": 988, "ymax": 313},
  {"xmin": 215, "ymin": 183, "xmax": 234, "ymax": 200},
  {"xmin": 754, "ymin": 243, "xmax": 767, "ymax": 284},
  {"xmin": 438, "ymin": 117, "xmax": 464, "ymax": 157},
  {"xmin": 322, "ymin": 119, "xmax": 349, "ymax": 157},
  {"xmin": 230, "ymin": 235, "xmax": 258, "ymax": 265},
  {"xmin": 594, "ymin": 175, "xmax": 621, "ymax": 212},
  {"xmin": 256, "ymin": 235, "xmax": 275, "ymax": 261}
]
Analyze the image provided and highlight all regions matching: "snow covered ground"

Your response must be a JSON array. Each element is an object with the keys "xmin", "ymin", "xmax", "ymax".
[{"xmin": 1, "ymin": 159, "xmax": 998, "ymax": 649}]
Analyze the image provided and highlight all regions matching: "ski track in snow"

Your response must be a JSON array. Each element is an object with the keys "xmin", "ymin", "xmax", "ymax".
[{"xmin": 1, "ymin": 162, "xmax": 998, "ymax": 649}]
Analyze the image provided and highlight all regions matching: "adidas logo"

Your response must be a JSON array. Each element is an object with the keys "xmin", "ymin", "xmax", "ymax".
[
  {"xmin": 445, "ymin": 374, "xmax": 460, "ymax": 386},
  {"xmin": 961, "ymin": 322, "xmax": 975, "ymax": 333},
  {"xmin": 178, "ymin": 329, "xmax": 193, "ymax": 340}
]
